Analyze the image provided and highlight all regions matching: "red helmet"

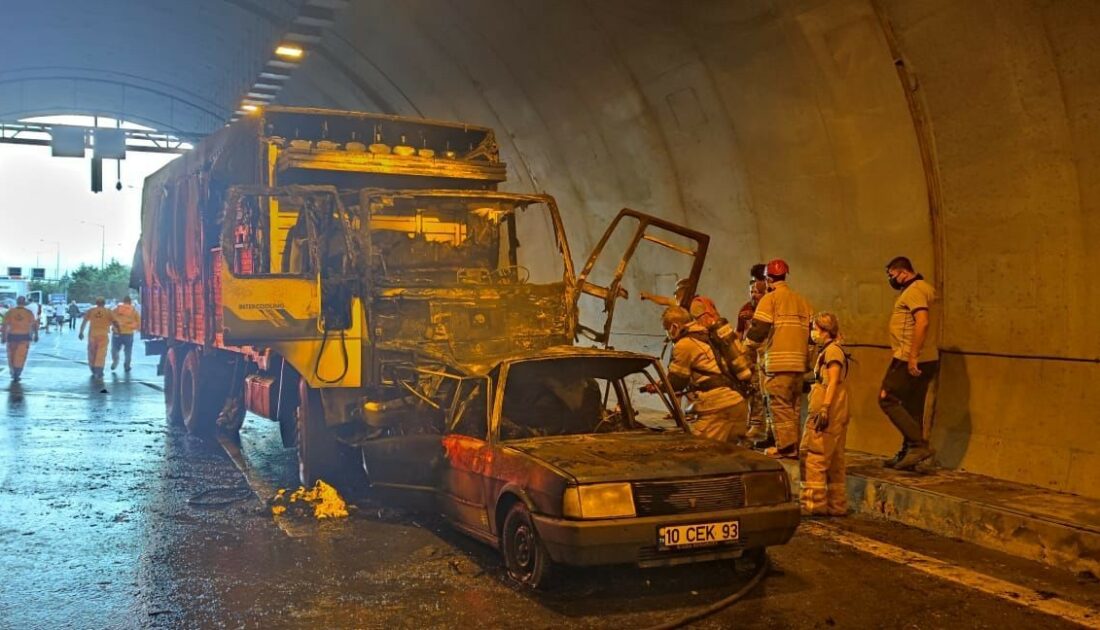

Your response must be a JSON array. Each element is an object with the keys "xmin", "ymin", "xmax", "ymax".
[{"xmin": 766, "ymin": 259, "xmax": 789, "ymax": 277}]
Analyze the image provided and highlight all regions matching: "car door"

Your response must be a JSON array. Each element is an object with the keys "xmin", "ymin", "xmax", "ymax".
[
  {"xmin": 575, "ymin": 209, "xmax": 710, "ymax": 348},
  {"xmin": 360, "ymin": 433, "xmax": 445, "ymax": 511},
  {"xmin": 440, "ymin": 377, "xmax": 493, "ymax": 536}
]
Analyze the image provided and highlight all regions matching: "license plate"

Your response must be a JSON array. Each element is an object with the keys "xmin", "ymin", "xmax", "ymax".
[{"xmin": 658, "ymin": 520, "xmax": 739, "ymax": 550}]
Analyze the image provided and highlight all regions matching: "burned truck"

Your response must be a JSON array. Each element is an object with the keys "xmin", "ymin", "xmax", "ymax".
[{"xmin": 138, "ymin": 107, "xmax": 798, "ymax": 585}]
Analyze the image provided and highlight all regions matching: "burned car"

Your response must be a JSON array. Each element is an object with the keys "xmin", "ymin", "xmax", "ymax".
[{"xmin": 362, "ymin": 347, "xmax": 800, "ymax": 588}]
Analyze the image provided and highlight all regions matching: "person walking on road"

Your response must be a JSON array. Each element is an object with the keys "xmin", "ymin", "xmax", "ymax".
[
  {"xmin": 1, "ymin": 297, "xmax": 38, "ymax": 382},
  {"xmin": 745, "ymin": 259, "xmax": 814, "ymax": 459},
  {"xmin": 79, "ymin": 297, "xmax": 116, "ymax": 380},
  {"xmin": 880, "ymin": 257, "xmax": 940, "ymax": 471},
  {"xmin": 799, "ymin": 312, "xmax": 851, "ymax": 516},
  {"xmin": 110, "ymin": 296, "xmax": 141, "ymax": 372},
  {"xmin": 67, "ymin": 301, "xmax": 80, "ymax": 331},
  {"xmin": 647, "ymin": 306, "xmax": 748, "ymax": 443}
]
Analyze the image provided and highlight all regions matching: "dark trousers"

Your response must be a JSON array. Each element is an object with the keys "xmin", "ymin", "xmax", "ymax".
[
  {"xmin": 68, "ymin": 317, "xmax": 76, "ymax": 330},
  {"xmin": 111, "ymin": 333, "xmax": 134, "ymax": 369},
  {"xmin": 878, "ymin": 358, "xmax": 938, "ymax": 448}
]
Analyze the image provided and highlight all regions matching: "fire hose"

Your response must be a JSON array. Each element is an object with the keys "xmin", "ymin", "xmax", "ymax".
[{"xmin": 642, "ymin": 551, "xmax": 771, "ymax": 630}]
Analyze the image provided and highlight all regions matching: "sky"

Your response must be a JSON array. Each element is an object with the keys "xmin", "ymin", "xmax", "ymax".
[{"xmin": 0, "ymin": 116, "xmax": 181, "ymax": 278}]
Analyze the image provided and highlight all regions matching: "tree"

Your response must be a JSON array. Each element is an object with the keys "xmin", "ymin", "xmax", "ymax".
[{"xmin": 66, "ymin": 262, "xmax": 132, "ymax": 302}]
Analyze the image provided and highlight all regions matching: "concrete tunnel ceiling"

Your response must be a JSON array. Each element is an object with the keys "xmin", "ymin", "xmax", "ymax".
[
  {"xmin": 0, "ymin": 0, "xmax": 311, "ymax": 133},
  {"xmin": 4, "ymin": 1, "xmax": 1100, "ymax": 497}
]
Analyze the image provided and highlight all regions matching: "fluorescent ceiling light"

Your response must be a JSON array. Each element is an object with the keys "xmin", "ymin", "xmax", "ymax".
[{"xmin": 275, "ymin": 45, "xmax": 304, "ymax": 58}]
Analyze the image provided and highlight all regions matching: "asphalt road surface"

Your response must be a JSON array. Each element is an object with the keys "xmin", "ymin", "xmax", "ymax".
[{"xmin": 2, "ymin": 332, "xmax": 1099, "ymax": 629}]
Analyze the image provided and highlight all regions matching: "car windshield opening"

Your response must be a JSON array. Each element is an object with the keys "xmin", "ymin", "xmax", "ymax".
[
  {"xmin": 499, "ymin": 356, "xmax": 682, "ymax": 440},
  {"xmin": 363, "ymin": 195, "xmax": 567, "ymax": 287}
]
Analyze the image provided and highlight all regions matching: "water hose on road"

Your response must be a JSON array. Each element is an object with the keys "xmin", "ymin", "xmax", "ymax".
[{"xmin": 642, "ymin": 552, "xmax": 771, "ymax": 630}]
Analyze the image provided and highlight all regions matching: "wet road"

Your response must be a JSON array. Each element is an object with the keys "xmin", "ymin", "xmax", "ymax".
[{"xmin": 2, "ymin": 333, "xmax": 1099, "ymax": 629}]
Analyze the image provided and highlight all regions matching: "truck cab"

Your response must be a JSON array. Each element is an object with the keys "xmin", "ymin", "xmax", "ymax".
[{"xmin": 138, "ymin": 107, "xmax": 710, "ymax": 486}]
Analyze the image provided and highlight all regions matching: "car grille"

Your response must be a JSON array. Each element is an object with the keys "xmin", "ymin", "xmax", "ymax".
[{"xmin": 632, "ymin": 475, "xmax": 746, "ymax": 517}]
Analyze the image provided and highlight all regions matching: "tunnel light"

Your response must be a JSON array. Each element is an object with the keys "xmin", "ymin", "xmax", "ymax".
[
  {"xmin": 241, "ymin": 104, "xmax": 260, "ymax": 113},
  {"xmin": 275, "ymin": 44, "xmax": 304, "ymax": 59}
]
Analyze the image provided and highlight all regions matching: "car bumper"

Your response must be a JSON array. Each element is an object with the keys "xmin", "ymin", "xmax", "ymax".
[{"xmin": 531, "ymin": 502, "xmax": 800, "ymax": 568}]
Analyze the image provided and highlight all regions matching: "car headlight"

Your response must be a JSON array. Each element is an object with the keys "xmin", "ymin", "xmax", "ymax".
[
  {"xmin": 743, "ymin": 471, "xmax": 790, "ymax": 506},
  {"xmin": 562, "ymin": 483, "xmax": 636, "ymax": 519}
]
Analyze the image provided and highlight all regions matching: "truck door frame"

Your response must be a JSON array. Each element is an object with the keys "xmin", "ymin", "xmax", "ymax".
[{"xmin": 575, "ymin": 209, "xmax": 710, "ymax": 347}]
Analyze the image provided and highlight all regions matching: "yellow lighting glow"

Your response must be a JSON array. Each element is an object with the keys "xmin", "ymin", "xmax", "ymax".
[
  {"xmin": 242, "ymin": 104, "xmax": 259, "ymax": 112},
  {"xmin": 275, "ymin": 45, "xmax": 304, "ymax": 59}
]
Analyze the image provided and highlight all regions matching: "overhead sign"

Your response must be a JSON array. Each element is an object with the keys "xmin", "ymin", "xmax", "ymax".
[
  {"xmin": 7, "ymin": 267, "xmax": 23, "ymax": 278},
  {"xmin": 51, "ymin": 127, "xmax": 86, "ymax": 157},
  {"xmin": 31, "ymin": 268, "xmax": 46, "ymax": 280},
  {"xmin": 94, "ymin": 128, "xmax": 127, "ymax": 159}
]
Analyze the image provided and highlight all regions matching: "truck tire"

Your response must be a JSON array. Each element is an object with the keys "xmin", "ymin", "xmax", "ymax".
[
  {"xmin": 164, "ymin": 347, "xmax": 186, "ymax": 426},
  {"xmin": 179, "ymin": 349, "xmax": 232, "ymax": 438},
  {"xmin": 296, "ymin": 379, "xmax": 350, "ymax": 486}
]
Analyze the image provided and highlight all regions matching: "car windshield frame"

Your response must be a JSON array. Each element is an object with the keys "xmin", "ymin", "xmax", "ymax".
[{"xmin": 490, "ymin": 354, "xmax": 687, "ymax": 443}]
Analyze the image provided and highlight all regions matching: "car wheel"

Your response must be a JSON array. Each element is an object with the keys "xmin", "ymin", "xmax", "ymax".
[{"xmin": 502, "ymin": 502, "xmax": 552, "ymax": 589}]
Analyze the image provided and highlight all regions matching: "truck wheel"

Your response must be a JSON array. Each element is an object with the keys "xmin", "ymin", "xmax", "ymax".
[
  {"xmin": 179, "ymin": 350, "xmax": 231, "ymax": 438},
  {"xmin": 164, "ymin": 347, "xmax": 186, "ymax": 426},
  {"xmin": 216, "ymin": 387, "xmax": 247, "ymax": 437},
  {"xmin": 296, "ymin": 379, "xmax": 350, "ymax": 486},
  {"xmin": 502, "ymin": 502, "xmax": 552, "ymax": 589}
]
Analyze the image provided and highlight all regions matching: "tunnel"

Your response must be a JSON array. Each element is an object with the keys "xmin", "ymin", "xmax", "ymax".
[{"xmin": 2, "ymin": 1, "xmax": 1100, "ymax": 626}]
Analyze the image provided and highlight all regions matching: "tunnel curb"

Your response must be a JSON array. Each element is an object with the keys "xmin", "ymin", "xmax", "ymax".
[{"xmin": 780, "ymin": 452, "xmax": 1100, "ymax": 578}]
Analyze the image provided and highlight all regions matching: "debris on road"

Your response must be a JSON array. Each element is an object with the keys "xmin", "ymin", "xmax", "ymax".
[{"xmin": 270, "ymin": 481, "xmax": 349, "ymax": 519}]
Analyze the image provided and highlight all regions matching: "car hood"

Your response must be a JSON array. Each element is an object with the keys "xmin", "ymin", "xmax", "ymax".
[{"xmin": 502, "ymin": 432, "xmax": 784, "ymax": 484}]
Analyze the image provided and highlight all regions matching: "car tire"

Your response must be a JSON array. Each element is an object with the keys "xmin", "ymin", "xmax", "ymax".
[
  {"xmin": 164, "ymin": 347, "xmax": 186, "ymax": 426},
  {"xmin": 501, "ymin": 502, "xmax": 553, "ymax": 589}
]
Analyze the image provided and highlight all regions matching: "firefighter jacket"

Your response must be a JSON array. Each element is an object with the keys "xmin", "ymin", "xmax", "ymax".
[
  {"xmin": 751, "ymin": 280, "xmax": 813, "ymax": 374},
  {"xmin": 83, "ymin": 307, "xmax": 116, "ymax": 338},
  {"xmin": 112, "ymin": 304, "xmax": 141, "ymax": 335},
  {"xmin": 2, "ymin": 306, "xmax": 37, "ymax": 339},
  {"xmin": 668, "ymin": 322, "xmax": 744, "ymax": 414}
]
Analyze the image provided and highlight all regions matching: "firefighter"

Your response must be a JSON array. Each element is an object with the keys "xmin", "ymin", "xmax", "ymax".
[
  {"xmin": 1, "ymin": 296, "xmax": 38, "ymax": 382},
  {"xmin": 647, "ymin": 306, "xmax": 748, "ymax": 443},
  {"xmin": 110, "ymin": 296, "xmax": 141, "ymax": 372},
  {"xmin": 79, "ymin": 297, "xmax": 116, "ymax": 380},
  {"xmin": 739, "ymin": 270, "xmax": 770, "ymax": 443},
  {"xmin": 745, "ymin": 259, "xmax": 814, "ymax": 459},
  {"xmin": 799, "ymin": 312, "xmax": 851, "ymax": 516}
]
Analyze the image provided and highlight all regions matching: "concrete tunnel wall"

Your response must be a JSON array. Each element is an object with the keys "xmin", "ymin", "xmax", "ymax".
[{"xmin": 274, "ymin": 0, "xmax": 1100, "ymax": 498}]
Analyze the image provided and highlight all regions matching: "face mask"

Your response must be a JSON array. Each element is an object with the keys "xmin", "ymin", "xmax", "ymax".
[
  {"xmin": 888, "ymin": 275, "xmax": 904, "ymax": 291},
  {"xmin": 810, "ymin": 329, "xmax": 826, "ymax": 345}
]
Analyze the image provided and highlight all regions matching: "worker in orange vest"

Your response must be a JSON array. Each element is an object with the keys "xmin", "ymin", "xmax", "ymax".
[
  {"xmin": 1, "ymin": 296, "xmax": 38, "ymax": 382},
  {"xmin": 79, "ymin": 297, "xmax": 117, "ymax": 380},
  {"xmin": 110, "ymin": 296, "xmax": 141, "ymax": 372}
]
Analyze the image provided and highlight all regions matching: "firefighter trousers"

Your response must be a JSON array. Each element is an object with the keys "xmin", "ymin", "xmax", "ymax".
[
  {"xmin": 690, "ymin": 401, "xmax": 749, "ymax": 443},
  {"xmin": 747, "ymin": 367, "xmax": 767, "ymax": 432},
  {"xmin": 7, "ymin": 339, "xmax": 30, "ymax": 372},
  {"xmin": 799, "ymin": 415, "xmax": 849, "ymax": 515},
  {"xmin": 87, "ymin": 335, "xmax": 109, "ymax": 370},
  {"xmin": 765, "ymin": 372, "xmax": 804, "ymax": 451}
]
